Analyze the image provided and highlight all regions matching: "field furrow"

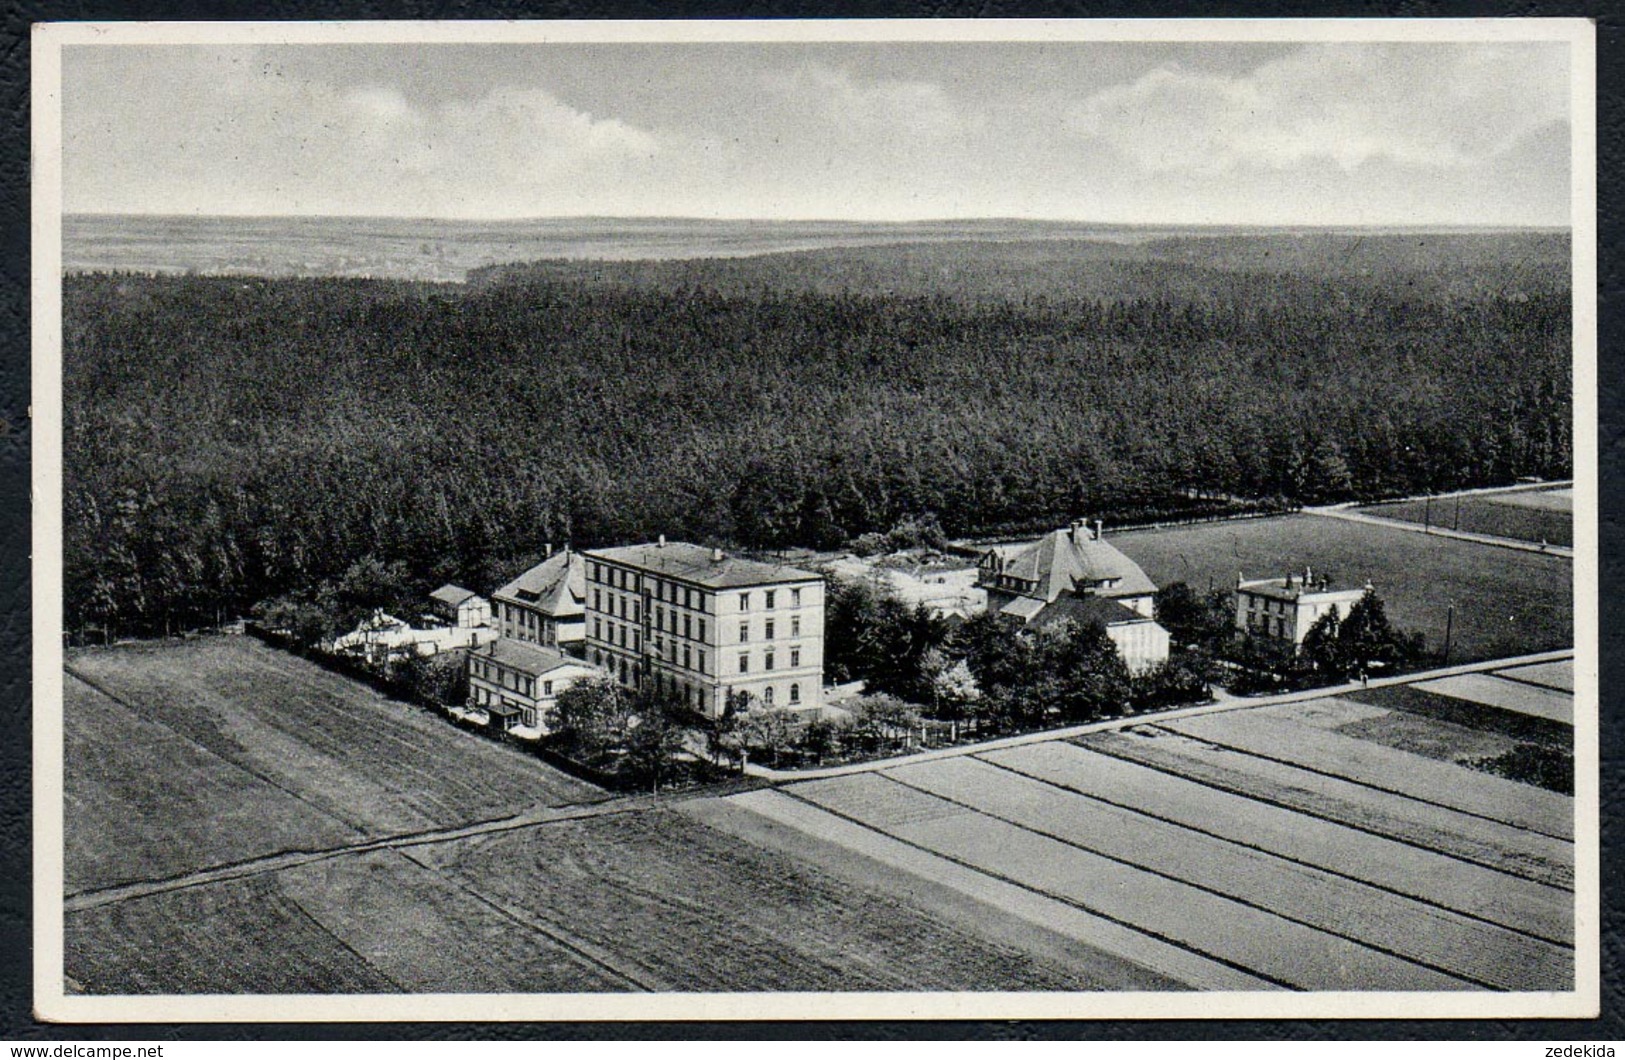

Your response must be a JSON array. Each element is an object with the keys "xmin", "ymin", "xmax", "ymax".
[
  {"xmin": 987, "ymin": 740, "xmax": 1571, "ymax": 944},
  {"xmin": 787, "ymin": 774, "xmax": 1471, "ymax": 991},
  {"xmin": 886, "ymin": 756, "xmax": 1568, "ymax": 989},
  {"xmin": 1076, "ymin": 729, "xmax": 1572, "ymax": 891},
  {"xmin": 1161, "ymin": 712, "xmax": 1572, "ymax": 840}
]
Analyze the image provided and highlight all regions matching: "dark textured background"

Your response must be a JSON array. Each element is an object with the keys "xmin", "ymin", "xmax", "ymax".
[{"xmin": 2, "ymin": 1, "xmax": 1617, "ymax": 1041}]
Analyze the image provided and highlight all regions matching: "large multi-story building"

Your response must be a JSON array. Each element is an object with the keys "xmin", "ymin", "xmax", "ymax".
[
  {"xmin": 581, "ymin": 538, "xmax": 825, "ymax": 717},
  {"xmin": 491, "ymin": 545, "xmax": 585, "ymax": 652},
  {"xmin": 1235, "ymin": 568, "xmax": 1368, "ymax": 648},
  {"xmin": 977, "ymin": 520, "xmax": 1170, "ymax": 672}
]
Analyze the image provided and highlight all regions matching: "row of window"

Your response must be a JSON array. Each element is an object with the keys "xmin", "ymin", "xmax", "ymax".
[
  {"xmin": 1247, "ymin": 614, "xmax": 1290, "ymax": 638},
  {"xmin": 593, "ymin": 618, "xmax": 645, "ymax": 654},
  {"xmin": 737, "ymin": 616, "xmax": 801, "ymax": 642},
  {"xmin": 588, "ymin": 563, "xmax": 717, "ymax": 613},
  {"xmin": 588, "ymin": 649, "xmax": 808, "ymax": 712},
  {"xmin": 737, "ymin": 647, "xmax": 803, "ymax": 673},
  {"xmin": 470, "ymin": 659, "xmax": 556, "ymax": 699},
  {"xmin": 593, "ymin": 590, "xmax": 646, "ymax": 624},
  {"xmin": 588, "ymin": 561, "xmax": 810, "ymax": 609},
  {"xmin": 735, "ymin": 588, "xmax": 803, "ymax": 611}
]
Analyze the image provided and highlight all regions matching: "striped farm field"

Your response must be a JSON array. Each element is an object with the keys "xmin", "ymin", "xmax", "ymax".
[
  {"xmin": 1078, "ymin": 728, "xmax": 1571, "ymax": 888},
  {"xmin": 882, "ymin": 757, "xmax": 1568, "ymax": 989},
  {"xmin": 784, "ymin": 773, "xmax": 1472, "ymax": 990},
  {"xmin": 64, "ymin": 634, "xmax": 1576, "ymax": 996},
  {"xmin": 983, "ymin": 741, "xmax": 1571, "ymax": 945},
  {"xmin": 697, "ymin": 792, "xmax": 1237, "ymax": 990},
  {"xmin": 1160, "ymin": 712, "xmax": 1572, "ymax": 839}
]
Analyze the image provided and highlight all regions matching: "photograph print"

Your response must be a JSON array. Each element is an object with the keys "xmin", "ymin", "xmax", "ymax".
[{"xmin": 32, "ymin": 19, "xmax": 1596, "ymax": 1022}]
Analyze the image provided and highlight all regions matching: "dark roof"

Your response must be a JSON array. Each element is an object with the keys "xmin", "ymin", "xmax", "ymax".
[
  {"xmin": 493, "ymin": 550, "xmax": 585, "ymax": 618},
  {"xmin": 430, "ymin": 584, "xmax": 480, "ymax": 608},
  {"xmin": 585, "ymin": 541, "xmax": 821, "ymax": 589},
  {"xmin": 1028, "ymin": 592, "xmax": 1154, "ymax": 631},
  {"xmin": 479, "ymin": 638, "xmax": 586, "ymax": 676},
  {"xmin": 990, "ymin": 527, "xmax": 1157, "ymax": 602}
]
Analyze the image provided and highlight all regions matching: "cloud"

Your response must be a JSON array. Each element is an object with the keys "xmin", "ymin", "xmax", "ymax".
[
  {"xmin": 1067, "ymin": 43, "xmax": 1569, "ymax": 174},
  {"xmin": 65, "ymin": 50, "xmax": 660, "ymax": 215},
  {"xmin": 763, "ymin": 65, "xmax": 960, "ymax": 139}
]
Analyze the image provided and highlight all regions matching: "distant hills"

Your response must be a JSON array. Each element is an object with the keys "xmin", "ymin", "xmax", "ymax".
[{"xmin": 63, "ymin": 213, "xmax": 1570, "ymax": 288}]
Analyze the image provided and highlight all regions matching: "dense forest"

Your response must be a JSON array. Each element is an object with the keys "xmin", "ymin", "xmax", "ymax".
[{"xmin": 63, "ymin": 233, "xmax": 1572, "ymax": 636}]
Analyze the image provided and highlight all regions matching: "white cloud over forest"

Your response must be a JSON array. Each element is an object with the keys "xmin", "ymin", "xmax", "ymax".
[{"xmin": 1067, "ymin": 44, "xmax": 1569, "ymax": 174}]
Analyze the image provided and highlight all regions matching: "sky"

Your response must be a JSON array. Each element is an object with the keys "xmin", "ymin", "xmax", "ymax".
[{"xmin": 60, "ymin": 40, "xmax": 1574, "ymax": 226}]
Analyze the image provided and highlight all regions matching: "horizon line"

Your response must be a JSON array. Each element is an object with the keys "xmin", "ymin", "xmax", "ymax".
[{"xmin": 62, "ymin": 211, "xmax": 1573, "ymax": 232}]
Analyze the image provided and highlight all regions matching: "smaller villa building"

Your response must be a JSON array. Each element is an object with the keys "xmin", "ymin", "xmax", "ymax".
[
  {"xmin": 1234, "ymin": 568, "xmax": 1368, "ymax": 649},
  {"xmin": 491, "ymin": 546, "xmax": 586, "ymax": 652},
  {"xmin": 977, "ymin": 521, "xmax": 1170, "ymax": 672}
]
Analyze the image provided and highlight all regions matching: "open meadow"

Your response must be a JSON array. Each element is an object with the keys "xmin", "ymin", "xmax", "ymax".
[{"xmin": 1104, "ymin": 513, "xmax": 1571, "ymax": 662}]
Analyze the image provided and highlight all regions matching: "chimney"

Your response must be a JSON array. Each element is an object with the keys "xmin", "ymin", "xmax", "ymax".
[
  {"xmin": 658, "ymin": 534, "xmax": 666, "ymax": 548},
  {"xmin": 1070, "ymin": 519, "xmax": 1082, "ymax": 544},
  {"xmin": 544, "ymin": 542, "xmax": 553, "ymax": 558},
  {"xmin": 712, "ymin": 547, "xmax": 724, "ymax": 562},
  {"xmin": 1094, "ymin": 519, "xmax": 1104, "ymax": 541},
  {"xmin": 1304, "ymin": 564, "xmax": 1313, "ymax": 585},
  {"xmin": 1285, "ymin": 571, "xmax": 1293, "ymax": 589}
]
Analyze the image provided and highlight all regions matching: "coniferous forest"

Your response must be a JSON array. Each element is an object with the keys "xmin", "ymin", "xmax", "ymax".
[{"xmin": 62, "ymin": 233, "xmax": 1572, "ymax": 637}]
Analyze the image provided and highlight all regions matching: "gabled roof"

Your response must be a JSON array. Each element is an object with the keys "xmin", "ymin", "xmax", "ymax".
[
  {"xmin": 993, "ymin": 527, "xmax": 1157, "ymax": 602},
  {"xmin": 479, "ymin": 638, "xmax": 590, "ymax": 676},
  {"xmin": 1029, "ymin": 592, "xmax": 1154, "ymax": 631},
  {"xmin": 430, "ymin": 584, "xmax": 480, "ymax": 608},
  {"xmin": 585, "ymin": 541, "xmax": 821, "ymax": 589},
  {"xmin": 493, "ymin": 549, "xmax": 585, "ymax": 618}
]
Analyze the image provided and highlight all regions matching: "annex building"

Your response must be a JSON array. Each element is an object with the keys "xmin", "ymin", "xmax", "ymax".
[
  {"xmin": 1235, "ymin": 568, "xmax": 1368, "ymax": 648},
  {"xmin": 467, "ymin": 637, "xmax": 600, "ymax": 733},
  {"xmin": 491, "ymin": 545, "xmax": 585, "ymax": 652},
  {"xmin": 978, "ymin": 521, "xmax": 1171, "ymax": 672},
  {"xmin": 581, "ymin": 538, "xmax": 825, "ymax": 718}
]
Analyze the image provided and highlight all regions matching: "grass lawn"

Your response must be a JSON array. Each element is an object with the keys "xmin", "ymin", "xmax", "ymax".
[{"xmin": 1106, "ymin": 514, "xmax": 1571, "ymax": 662}]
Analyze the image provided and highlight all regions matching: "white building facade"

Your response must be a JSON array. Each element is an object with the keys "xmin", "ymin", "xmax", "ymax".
[{"xmin": 581, "ymin": 539, "xmax": 825, "ymax": 718}]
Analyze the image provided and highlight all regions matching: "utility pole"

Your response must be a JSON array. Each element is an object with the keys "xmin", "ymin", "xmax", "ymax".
[
  {"xmin": 1443, "ymin": 602, "xmax": 1454, "ymax": 664},
  {"xmin": 1424, "ymin": 496, "xmax": 1432, "ymax": 534}
]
